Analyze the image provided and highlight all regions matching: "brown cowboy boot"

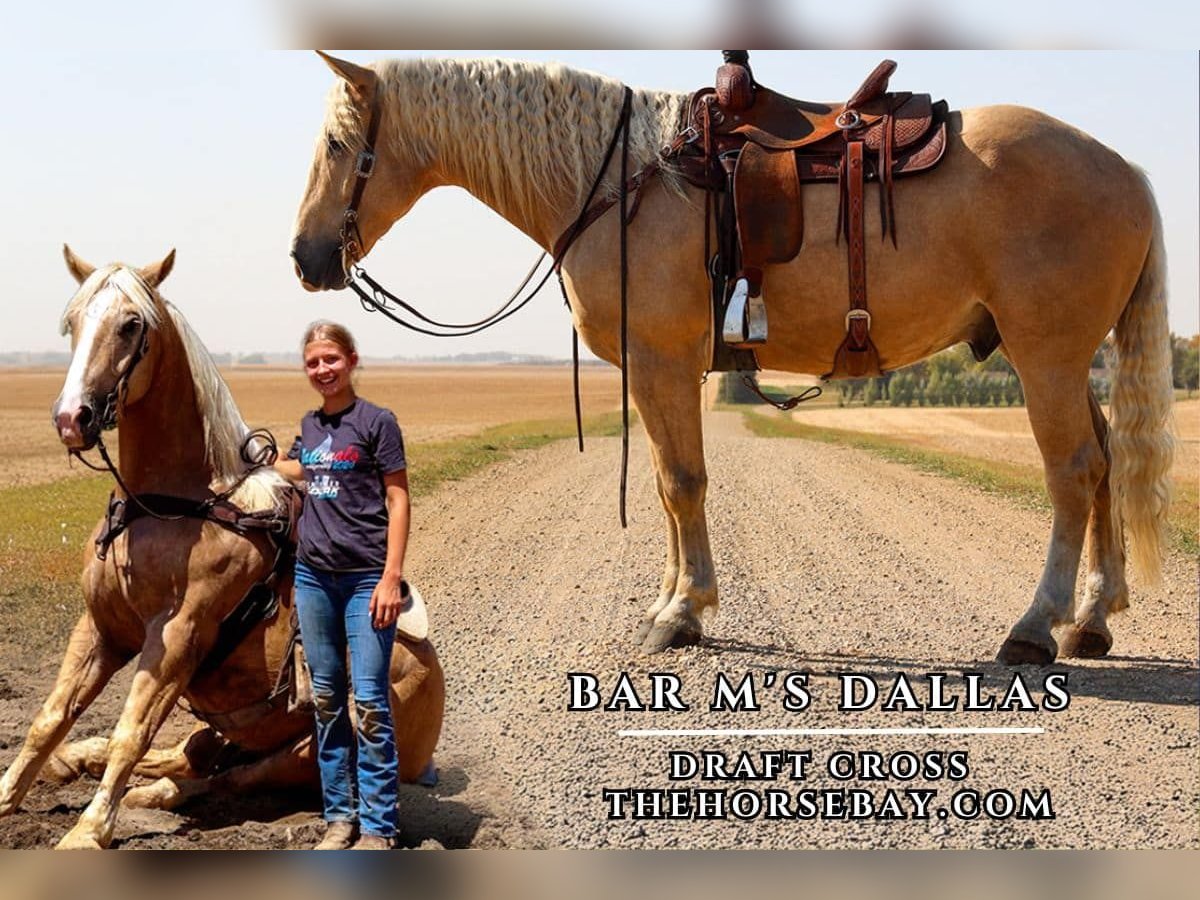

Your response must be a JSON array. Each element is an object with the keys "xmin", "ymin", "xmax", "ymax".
[
  {"xmin": 352, "ymin": 833, "xmax": 392, "ymax": 850},
  {"xmin": 314, "ymin": 820, "xmax": 357, "ymax": 850}
]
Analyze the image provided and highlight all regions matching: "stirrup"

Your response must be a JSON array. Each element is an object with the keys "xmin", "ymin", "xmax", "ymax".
[
  {"xmin": 721, "ymin": 277, "xmax": 749, "ymax": 344},
  {"xmin": 745, "ymin": 293, "xmax": 768, "ymax": 344},
  {"xmin": 721, "ymin": 277, "xmax": 768, "ymax": 346}
]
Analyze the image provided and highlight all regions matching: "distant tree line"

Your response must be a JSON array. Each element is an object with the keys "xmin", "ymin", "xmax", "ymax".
[
  {"xmin": 837, "ymin": 344, "xmax": 1032, "ymax": 408},
  {"xmin": 1172, "ymin": 333, "xmax": 1199, "ymax": 397}
]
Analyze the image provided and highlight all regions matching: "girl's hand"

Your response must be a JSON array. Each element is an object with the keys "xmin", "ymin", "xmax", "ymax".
[
  {"xmin": 369, "ymin": 574, "xmax": 404, "ymax": 630},
  {"xmin": 274, "ymin": 459, "xmax": 304, "ymax": 483}
]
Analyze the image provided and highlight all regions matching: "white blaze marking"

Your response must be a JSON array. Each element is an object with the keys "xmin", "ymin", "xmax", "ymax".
[{"xmin": 58, "ymin": 287, "xmax": 120, "ymax": 412}]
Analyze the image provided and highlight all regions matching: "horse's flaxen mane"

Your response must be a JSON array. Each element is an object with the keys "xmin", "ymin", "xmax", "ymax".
[
  {"xmin": 322, "ymin": 57, "xmax": 689, "ymax": 224},
  {"xmin": 60, "ymin": 267, "xmax": 287, "ymax": 511}
]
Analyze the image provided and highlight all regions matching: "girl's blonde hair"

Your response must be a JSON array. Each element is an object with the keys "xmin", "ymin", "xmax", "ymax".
[{"xmin": 302, "ymin": 320, "xmax": 358, "ymax": 360}]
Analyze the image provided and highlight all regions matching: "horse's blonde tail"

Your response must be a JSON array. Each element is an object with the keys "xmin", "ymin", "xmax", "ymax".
[{"xmin": 1109, "ymin": 176, "xmax": 1175, "ymax": 586}]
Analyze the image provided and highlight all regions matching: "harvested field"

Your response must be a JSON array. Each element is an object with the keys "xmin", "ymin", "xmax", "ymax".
[
  {"xmin": 0, "ymin": 365, "xmax": 622, "ymax": 490},
  {"xmin": 785, "ymin": 399, "xmax": 1200, "ymax": 496}
]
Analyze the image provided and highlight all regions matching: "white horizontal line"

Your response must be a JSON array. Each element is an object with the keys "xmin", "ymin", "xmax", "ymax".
[{"xmin": 618, "ymin": 727, "xmax": 1045, "ymax": 737}]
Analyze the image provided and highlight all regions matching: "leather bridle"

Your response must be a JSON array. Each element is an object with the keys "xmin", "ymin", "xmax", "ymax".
[
  {"xmin": 66, "ymin": 275, "xmax": 282, "ymax": 534},
  {"xmin": 78, "ymin": 274, "xmax": 155, "ymax": 437},
  {"xmin": 332, "ymin": 82, "xmax": 639, "ymax": 525},
  {"xmin": 337, "ymin": 87, "xmax": 384, "ymax": 279},
  {"xmin": 335, "ymin": 85, "xmax": 562, "ymax": 339}
]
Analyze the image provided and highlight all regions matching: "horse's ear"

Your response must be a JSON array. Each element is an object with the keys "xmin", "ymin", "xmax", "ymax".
[
  {"xmin": 316, "ymin": 51, "xmax": 376, "ymax": 100},
  {"xmin": 139, "ymin": 249, "xmax": 176, "ymax": 288},
  {"xmin": 63, "ymin": 244, "xmax": 96, "ymax": 285}
]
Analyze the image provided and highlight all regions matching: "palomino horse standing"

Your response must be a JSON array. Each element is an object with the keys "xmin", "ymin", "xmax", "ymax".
[
  {"xmin": 291, "ymin": 54, "xmax": 1173, "ymax": 664},
  {"xmin": 0, "ymin": 249, "xmax": 444, "ymax": 849}
]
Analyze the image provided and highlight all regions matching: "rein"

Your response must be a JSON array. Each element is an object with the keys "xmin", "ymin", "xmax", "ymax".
[
  {"xmin": 336, "ymin": 83, "xmax": 639, "ymax": 526},
  {"xmin": 73, "ymin": 428, "xmax": 288, "ymax": 559},
  {"xmin": 338, "ymin": 87, "xmax": 559, "ymax": 338}
]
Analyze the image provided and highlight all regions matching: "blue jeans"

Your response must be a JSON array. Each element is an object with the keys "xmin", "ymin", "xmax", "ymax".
[{"xmin": 294, "ymin": 560, "xmax": 398, "ymax": 838}]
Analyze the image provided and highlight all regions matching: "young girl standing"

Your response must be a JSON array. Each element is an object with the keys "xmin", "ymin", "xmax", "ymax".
[{"xmin": 275, "ymin": 321, "xmax": 409, "ymax": 850}]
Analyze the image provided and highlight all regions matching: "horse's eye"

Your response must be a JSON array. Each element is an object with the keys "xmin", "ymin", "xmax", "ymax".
[
  {"xmin": 120, "ymin": 316, "xmax": 142, "ymax": 338},
  {"xmin": 326, "ymin": 136, "xmax": 345, "ymax": 156}
]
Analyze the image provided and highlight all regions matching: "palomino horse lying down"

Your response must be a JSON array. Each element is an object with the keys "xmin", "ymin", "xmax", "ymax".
[
  {"xmin": 0, "ymin": 248, "xmax": 444, "ymax": 849},
  {"xmin": 291, "ymin": 53, "xmax": 1173, "ymax": 664}
]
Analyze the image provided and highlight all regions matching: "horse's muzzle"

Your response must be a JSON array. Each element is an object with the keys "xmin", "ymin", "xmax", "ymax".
[
  {"xmin": 291, "ymin": 237, "xmax": 345, "ymax": 292},
  {"xmin": 52, "ymin": 399, "xmax": 100, "ymax": 450}
]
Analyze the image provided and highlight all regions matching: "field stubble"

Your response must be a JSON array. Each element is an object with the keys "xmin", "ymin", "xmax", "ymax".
[{"xmin": 0, "ymin": 365, "xmax": 623, "ymax": 490}]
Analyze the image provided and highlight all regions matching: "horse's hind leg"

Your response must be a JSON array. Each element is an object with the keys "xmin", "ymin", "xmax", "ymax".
[
  {"xmin": 45, "ymin": 725, "xmax": 227, "ymax": 785},
  {"xmin": 997, "ymin": 365, "xmax": 1106, "ymax": 665},
  {"xmin": 125, "ymin": 638, "xmax": 448, "ymax": 812},
  {"xmin": 1060, "ymin": 389, "xmax": 1126, "ymax": 658},
  {"xmin": 0, "ymin": 614, "xmax": 127, "ymax": 815},
  {"xmin": 391, "ymin": 638, "xmax": 444, "ymax": 785},
  {"xmin": 42, "ymin": 737, "xmax": 110, "ymax": 784},
  {"xmin": 122, "ymin": 734, "xmax": 317, "ymax": 812}
]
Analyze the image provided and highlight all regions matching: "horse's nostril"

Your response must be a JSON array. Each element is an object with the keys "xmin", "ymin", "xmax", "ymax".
[{"xmin": 77, "ymin": 406, "xmax": 93, "ymax": 427}]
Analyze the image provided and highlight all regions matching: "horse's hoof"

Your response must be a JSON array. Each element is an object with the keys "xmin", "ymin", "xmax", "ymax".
[
  {"xmin": 55, "ymin": 831, "xmax": 104, "ymax": 850},
  {"xmin": 122, "ymin": 782, "xmax": 170, "ymax": 810},
  {"xmin": 41, "ymin": 756, "xmax": 82, "ymax": 786},
  {"xmin": 634, "ymin": 619, "xmax": 655, "ymax": 645},
  {"xmin": 640, "ymin": 619, "xmax": 702, "ymax": 655},
  {"xmin": 1059, "ymin": 626, "xmax": 1112, "ymax": 659},
  {"xmin": 996, "ymin": 637, "xmax": 1056, "ymax": 666},
  {"xmin": 416, "ymin": 759, "xmax": 439, "ymax": 788}
]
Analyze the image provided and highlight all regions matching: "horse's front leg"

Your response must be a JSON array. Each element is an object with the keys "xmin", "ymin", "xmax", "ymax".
[
  {"xmin": 634, "ymin": 470, "xmax": 683, "ymax": 645},
  {"xmin": 0, "ymin": 614, "xmax": 127, "ymax": 816},
  {"xmin": 629, "ymin": 354, "xmax": 716, "ymax": 653},
  {"xmin": 56, "ymin": 613, "xmax": 201, "ymax": 849}
]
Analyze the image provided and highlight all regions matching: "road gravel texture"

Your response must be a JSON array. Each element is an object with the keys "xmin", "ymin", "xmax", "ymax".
[{"xmin": 0, "ymin": 411, "xmax": 1195, "ymax": 848}]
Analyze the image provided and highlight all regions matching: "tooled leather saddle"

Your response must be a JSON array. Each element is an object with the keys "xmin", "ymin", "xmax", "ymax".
[{"xmin": 662, "ymin": 52, "xmax": 949, "ymax": 380}]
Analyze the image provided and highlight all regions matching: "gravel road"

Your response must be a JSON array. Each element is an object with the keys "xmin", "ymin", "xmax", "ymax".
[{"xmin": 1, "ymin": 411, "xmax": 1195, "ymax": 848}]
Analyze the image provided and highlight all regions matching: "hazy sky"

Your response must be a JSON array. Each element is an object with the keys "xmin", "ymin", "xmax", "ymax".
[{"xmin": 1, "ymin": 48, "xmax": 1195, "ymax": 360}]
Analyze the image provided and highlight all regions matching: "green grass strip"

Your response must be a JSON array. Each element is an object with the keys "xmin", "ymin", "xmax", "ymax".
[
  {"xmin": 742, "ymin": 409, "xmax": 1198, "ymax": 559},
  {"xmin": 406, "ymin": 411, "xmax": 626, "ymax": 499}
]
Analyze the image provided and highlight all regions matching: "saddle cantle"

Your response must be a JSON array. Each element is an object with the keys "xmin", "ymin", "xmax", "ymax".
[{"xmin": 662, "ymin": 55, "xmax": 950, "ymax": 380}]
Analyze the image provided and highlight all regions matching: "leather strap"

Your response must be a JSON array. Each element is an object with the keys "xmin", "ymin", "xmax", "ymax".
[
  {"xmin": 343, "ymin": 87, "xmax": 384, "ymax": 239},
  {"xmin": 847, "ymin": 141, "xmax": 867, "ymax": 322},
  {"xmin": 827, "ymin": 140, "xmax": 883, "ymax": 379}
]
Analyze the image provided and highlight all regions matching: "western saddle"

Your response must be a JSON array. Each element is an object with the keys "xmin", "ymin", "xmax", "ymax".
[{"xmin": 661, "ymin": 52, "xmax": 949, "ymax": 380}]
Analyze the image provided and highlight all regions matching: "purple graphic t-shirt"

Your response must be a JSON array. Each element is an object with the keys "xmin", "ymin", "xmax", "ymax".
[{"xmin": 288, "ymin": 398, "xmax": 407, "ymax": 572}]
